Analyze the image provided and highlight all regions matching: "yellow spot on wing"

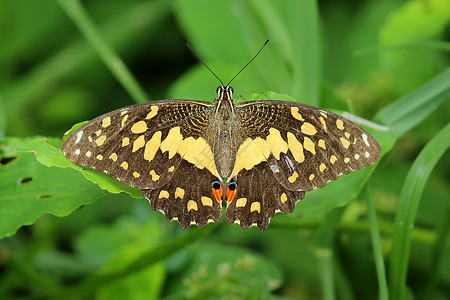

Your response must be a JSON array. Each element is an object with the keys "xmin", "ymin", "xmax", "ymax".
[
  {"xmin": 288, "ymin": 172, "xmax": 299, "ymax": 183},
  {"xmin": 96, "ymin": 155, "xmax": 103, "ymax": 160},
  {"xmin": 132, "ymin": 135, "xmax": 146, "ymax": 152},
  {"xmin": 133, "ymin": 171, "xmax": 140, "ymax": 178},
  {"xmin": 303, "ymin": 137, "xmax": 316, "ymax": 155},
  {"xmin": 109, "ymin": 153, "xmax": 118, "ymax": 161},
  {"xmin": 291, "ymin": 107, "xmax": 304, "ymax": 121},
  {"xmin": 122, "ymin": 137, "xmax": 130, "ymax": 147},
  {"xmin": 250, "ymin": 202, "xmax": 261, "ymax": 213},
  {"xmin": 280, "ymin": 193, "xmax": 287, "ymax": 203},
  {"xmin": 182, "ymin": 137, "xmax": 217, "ymax": 176},
  {"xmin": 95, "ymin": 130, "xmax": 102, "ymax": 137},
  {"xmin": 187, "ymin": 200, "xmax": 198, "ymax": 211},
  {"xmin": 95, "ymin": 135, "xmax": 107, "ymax": 146},
  {"xmin": 175, "ymin": 187, "xmax": 185, "ymax": 199},
  {"xmin": 336, "ymin": 119, "xmax": 345, "ymax": 130},
  {"xmin": 121, "ymin": 114, "xmax": 129, "ymax": 128},
  {"xmin": 287, "ymin": 132, "xmax": 305, "ymax": 163},
  {"xmin": 309, "ymin": 174, "xmax": 315, "ymax": 180},
  {"xmin": 345, "ymin": 132, "xmax": 351, "ymax": 139},
  {"xmin": 232, "ymin": 137, "xmax": 271, "ymax": 175},
  {"xmin": 150, "ymin": 170, "xmax": 160, "ymax": 181},
  {"xmin": 144, "ymin": 131, "xmax": 162, "ymax": 161},
  {"xmin": 318, "ymin": 139, "xmax": 326, "ymax": 150},
  {"xmin": 301, "ymin": 122, "xmax": 317, "ymax": 135},
  {"xmin": 266, "ymin": 128, "xmax": 288, "ymax": 160},
  {"xmin": 160, "ymin": 127, "xmax": 183, "ymax": 159},
  {"xmin": 319, "ymin": 163, "xmax": 327, "ymax": 172},
  {"xmin": 236, "ymin": 198, "xmax": 247, "ymax": 208},
  {"xmin": 168, "ymin": 165, "xmax": 175, "ymax": 172},
  {"xmin": 120, "ymin": 161, "xmax": 129, "ymax": 170},
  {"xmin": 319, "ymin": 116, "xmax": 327, "ymax": 130},
  {"xmin": 159, "ymin": 190, "xmax": 169, "ymax": 199},
  {"xmin": 102, "ymin": 117, "xmax": 111, "ymax": 128},
  {"xmin": 201, "ymin": 196, "xmax": 213, "ymax": 207},
  {"xmin": 131, "ymin": 120, "xmax": 148, "ymax": 134},
  {"xmin": 340, "ymin": 137, "xmax": 350, "ymax": 149},
  {"xmin": 146, "ymin": 106, "xmax": 159, "ymax": 119},
  {"xmin": 330, "ymin": 155, "xmax": 337, "ymax": 164}
]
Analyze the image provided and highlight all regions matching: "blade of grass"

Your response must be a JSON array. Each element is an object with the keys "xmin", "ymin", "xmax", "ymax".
[
  {"xmin": 286, "ymin": 0, "xmax": 321, "ymax": 105},
  {"xmin": 314, "ymin": 206, "xmax": 346, "ymax": 300},
  {"xmin": 374, "ymin": 68, "xmax": 450, "ymax": 136},
  {"xmin": 389, "ymin": 123, "xmax": 450, "ymax": 300},
  {"xmin": 56, "ymin": 0, "xmax": 149, "ymax": 103},
  {"xmin": 334, "ymin": 256, "xmax": 356, "ymax": 300},
  {"xmin": 4, "ymin": 1, "xmax": 169, "ymax": 119},
  {"xmin": 422, "ymin": 206, "xmax": 450, "ymax": 297},
  {"xmin": 363, "ymin": 185, "xmax": 388, "ymax": 300},
  {"xmin": 0, "ymin": 94, "xmax": 5, "ymax": 138}
]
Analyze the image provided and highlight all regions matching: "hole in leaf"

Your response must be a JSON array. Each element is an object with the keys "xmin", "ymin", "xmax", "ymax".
[
  {"xmin": 37, "ymin": 194, "xmax": 53, "ymax": 200},
  {"xmin": 0, "ymin": 155, "xmax": 18, "ymax": 166},
  {"xmin": 18, "ymin": 176, "xmax": 33, "ymax": 186}
]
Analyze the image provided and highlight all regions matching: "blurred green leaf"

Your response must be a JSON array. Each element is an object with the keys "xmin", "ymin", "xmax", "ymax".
[
  {"xmin": 171, "ymin": 243, "xmax": 283, "ymax": 299},
  {"xmin": 74, "ymin": 216, "xmax": 166, "ymax": 300},
  {"xmin": 0, "ymin": 137, "xmax": 104, "ymax": 238},
  {"xmin": 379, "ymin": 0, "xmax": 450, "ymax": 94}
]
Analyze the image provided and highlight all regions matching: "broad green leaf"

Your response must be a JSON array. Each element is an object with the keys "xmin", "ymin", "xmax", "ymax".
[
  {"xmin": 16, "ymin": 137, "xmax": 141, "ymax": 199},
  {"xmin": 0, "ymin": 137, "xmax": 104, "ymax": 238},
  {"xmin": 378, "ymin": 0, "xmax": 450, "ymax": 94}
]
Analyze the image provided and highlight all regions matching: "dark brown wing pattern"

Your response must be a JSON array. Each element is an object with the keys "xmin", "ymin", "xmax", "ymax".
[
  {"xmin": 62, "ymin": 99, "xmax": 224, "ymax": 226},
  {"xmin": 224, "ymin": 101, "xmax": 381, "ymax": 230}
]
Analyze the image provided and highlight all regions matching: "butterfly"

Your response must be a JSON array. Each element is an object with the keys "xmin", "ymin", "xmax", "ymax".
[{"xmin": 62, "ymin": 41, "xmax": 380, "ymax": 230}]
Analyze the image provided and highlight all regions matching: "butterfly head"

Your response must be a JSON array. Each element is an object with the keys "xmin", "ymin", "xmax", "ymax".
[{"xmin": 216, "ymin": 85, "xmax": 234, "ymax": 102}]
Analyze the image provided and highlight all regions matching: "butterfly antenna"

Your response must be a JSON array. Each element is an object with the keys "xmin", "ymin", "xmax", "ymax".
[
  {"xmin": 226, "ymin": 40, "xmax": 269, "ymax": 86},
  {"xmin": 184, "ymin": 40, "xmax": 225, "ymax": 86}
]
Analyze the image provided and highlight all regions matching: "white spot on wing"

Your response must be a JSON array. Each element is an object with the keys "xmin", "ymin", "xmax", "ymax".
[
  {"xmin": 362, "ymin": 133, "xmax": 370, "ymax": 147},
  {"xmin": 75, "ymin": 130, "xmax": 84, "ymax": 144}
]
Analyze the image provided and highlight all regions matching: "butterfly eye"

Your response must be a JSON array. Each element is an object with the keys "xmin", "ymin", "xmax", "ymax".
[
  {"xmin": 228, "ymin": 86, "xmax": 234, "ymax": 94},
  {"xmin": 216, "ymin": 86, "xmax": 222, "ymax": 94}
]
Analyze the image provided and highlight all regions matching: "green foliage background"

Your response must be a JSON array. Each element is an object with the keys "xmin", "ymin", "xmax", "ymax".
[{"xmin": 0, "ymin": 0, "xmax": 449, "ymax": 299}]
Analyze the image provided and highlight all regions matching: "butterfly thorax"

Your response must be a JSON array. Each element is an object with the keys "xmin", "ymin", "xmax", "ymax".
[{"xmin": 209, "ymin": 86, "xmax": 240, "ymax": 178}]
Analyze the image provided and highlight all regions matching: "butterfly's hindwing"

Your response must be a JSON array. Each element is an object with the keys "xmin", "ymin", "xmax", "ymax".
[
  {"xmin": 142, "ymin": 159, "xmax": 222, "ymax": 229},
  {"xmin": 226, "ymin": 163, "xmax": 305, "ymax": 230}
]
